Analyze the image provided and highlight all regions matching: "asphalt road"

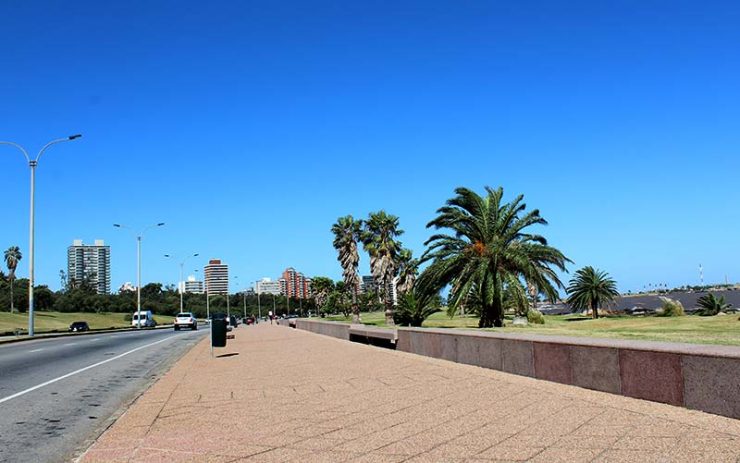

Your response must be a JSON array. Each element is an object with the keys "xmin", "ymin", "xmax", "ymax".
[{"xmin": 0, "ymin": 327, "xmax": 208, "ymax": 463}]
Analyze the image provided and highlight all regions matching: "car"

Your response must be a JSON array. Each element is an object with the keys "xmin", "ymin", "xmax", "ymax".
[
  {"xmin": 69, "ymin": 321, "xmax": 90, "ymax": 332},
  {"xmin": 173, "ymin": 312, "xmax": 198, "ymax": 331},
  {"xmin": 132, "ymin": 310, "xmax": 157, "ymax": 327},
  {"xmin": 245, "ymin": 316, "xmax": 255, "ymax": 325},
  {"xmin": 229, "ymin": 315, "xmax": 238, "ymax": 328}
]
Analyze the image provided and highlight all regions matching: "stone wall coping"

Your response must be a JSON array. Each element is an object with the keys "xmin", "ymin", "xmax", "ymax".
[{"xmin": 396, "ymin": 327, "xmax": 740, "ymax": 359}]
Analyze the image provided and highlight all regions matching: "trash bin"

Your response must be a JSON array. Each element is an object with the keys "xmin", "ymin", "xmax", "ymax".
[{"xmin": 211, "ymin": 313, "xmax": 227, "ymax": 348}]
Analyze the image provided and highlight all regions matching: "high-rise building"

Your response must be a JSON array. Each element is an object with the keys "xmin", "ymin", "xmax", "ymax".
[
  {"xmin": 255, "ymin": 277, "xmax": 282, "ymax": 295},
  {"xmin": 204, "ymin": 259, "xmax": 229, "ymax": 294},
  {"xmin": 184, "ymin": 275, "xmax": 205, "ymax": 294},
  {"xmin": 280, "ymin": 268, "xmax": 311, "ymax": 299},
  {"xmin": 361, "ymin": 275, "xmax": 377, "ymax": 293},
  {"xmin": 67, "ymin": 239, "xmax": 111, "ymax": 294}
]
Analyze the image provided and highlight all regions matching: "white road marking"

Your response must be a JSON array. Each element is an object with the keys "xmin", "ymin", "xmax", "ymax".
[
  {"xmin": 29, "ymin": 348, "xmax": 44, "ymax": 353},
  {"xmin": 63, "ymin": 343, "xmax": 77, "ymax": 346},
  {"xmin": 89, "ymin": 338, "xmax": 100, "ymax": 342},
  {"xmin": 0, "ymin": 333, "xmax": 182, "ymax": 405}
]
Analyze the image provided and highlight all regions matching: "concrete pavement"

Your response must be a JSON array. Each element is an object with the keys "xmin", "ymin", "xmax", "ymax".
[{"xmin": 80, "ymin": 323, "xmax": 740, "ymax": 462}]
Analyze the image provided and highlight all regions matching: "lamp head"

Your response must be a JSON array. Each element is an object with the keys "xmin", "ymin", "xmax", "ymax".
[
  {"xmin": 68, "ymin": 134, "xmax": 82, "ymax": 140},
  {"xmin": 157, "ymin": 222, "xmax": 165, "ymax": 227},
  {"xmin": 113, "ymin": 224, "xmax": 121, "ymax": 228}
]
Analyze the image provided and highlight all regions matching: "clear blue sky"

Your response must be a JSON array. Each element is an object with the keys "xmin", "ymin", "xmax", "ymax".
[{"xmin": 1, "ymin": 0, "xmax": 739, "ymax": 294}]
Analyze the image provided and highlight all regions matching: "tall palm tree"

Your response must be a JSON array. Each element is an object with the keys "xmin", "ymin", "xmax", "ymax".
[
  {"xmin": 566, "ymin": 266, "xmax": 619, "ymax": 319},
  {"xmin": 395, "ymin": 248, "xmax": 418, "ymax": 296},
  {"xmin": 311, "ymin": 276, "xmax": 335, "ymax": 315},
  {"xmin": 331, "ymin": 216, "xmax": 363, "ymax": 323},
  {"xmin": 362, "ymin": 211, "xmax": 404, "ymax": 325},
  {"xmin": 4, "ymin": 246, "xmax": 22, "ymax": 313},
  {"xmin": 419, "ymin": 186, "xmax": 569, "ymax": 327}
]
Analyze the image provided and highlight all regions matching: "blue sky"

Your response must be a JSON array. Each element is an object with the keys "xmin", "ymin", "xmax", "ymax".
[{"xmin": 1, "ymin": 0, "xmax": 739, "ymax": 294}]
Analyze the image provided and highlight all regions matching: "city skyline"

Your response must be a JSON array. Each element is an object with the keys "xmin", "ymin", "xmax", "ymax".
[{"xmin": 2, "ymin": 1, "xmax": 739, "ymax": 294}]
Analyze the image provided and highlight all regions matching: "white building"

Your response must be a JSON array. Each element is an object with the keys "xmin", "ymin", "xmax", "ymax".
[
  {"xmin": 184, "ymin": 275, "xmax": 204, "ymax": 294},
  {"xmin": 255, "ymin": 277, "xmax": 282, "ymax": 295},
  {"xmin": 204, "ymin": 259, "xmax": 229, "ymax": 295},
  {"xmin": 67, "ymin": 239, "xmax": 111, "ymax": 294}
]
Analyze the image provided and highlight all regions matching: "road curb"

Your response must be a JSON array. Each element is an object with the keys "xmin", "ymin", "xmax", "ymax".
[{"xmin": 0, "ymin": 325, "xmax": 175, "ymax": 346}]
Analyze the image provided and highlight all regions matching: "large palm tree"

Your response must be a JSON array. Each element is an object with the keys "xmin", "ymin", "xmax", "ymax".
[
  {"xmin": 362, "ymin": 211, "xmax": 404, "ymax": 325},
  {"xmin": 331, "ymin": 216, "xmax": 363, "ymax": 323},
  {"xmin": 566, "ymin": 266, "xmax": 619, "ymax": 319},
  {"xmin": 395, "ymin": 248, "xmax": 418, "ymax": 296},
  {"xmin": 4, "ymin": 246, "xmax": 22, "ymax": 313},
  {"xmin": 419, "ymin": 186, "xmax": 570, "ymax": 327},
  {"xmin": 311, "ymin": 276, "xmax": 335, "ymax": 315}
]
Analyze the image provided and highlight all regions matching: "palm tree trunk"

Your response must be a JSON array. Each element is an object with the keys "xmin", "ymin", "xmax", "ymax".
[
  {"xmin": 9, "ymin": 278, "xmax": 14, "ymax": 313},
  {"xmin": 351, "ymin": 287, "xmax": 360, "ymax": 324},
  {"xmin": 492, "ymin": 277, "xmax": 504, "ymax": 327},
  {"xmin": 384, "ymin": 282, "xmax": 394, "ymax": 326},
  {"xmin": 591, "ymin": 300, "xmax": 599, "ymax": 319}
]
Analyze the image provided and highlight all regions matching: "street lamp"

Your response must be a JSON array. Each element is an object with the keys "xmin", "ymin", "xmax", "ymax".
[
  {"xmin": 1, "ymin": 134, "xmax": 82, "ymax": 336},
  {"xmin": 113, "ymin": 222, "xmax": 165, "ymax": 328},
  {"xmin": 164, "ymin": 253, "xmax": 199, "ymax": 312},
  {"xmin": 256, "ymin": 280, "xmax": 262, "ymax": 320}
]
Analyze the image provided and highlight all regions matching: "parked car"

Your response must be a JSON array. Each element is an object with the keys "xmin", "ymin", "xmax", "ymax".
[
  {"xmin": 132, "ymin": 310, "xmax": 157, "ymax": 327},
  {"xmin": 229, "ymin": 315, "xmax": 238, "ymax": 328},
  {"xmin": 245, "ymin": 316, "xmax": 255, "ymax": 325},
  {"xmin": 173, "ymin": 312, "xmax": 198, "ymax": 331},
  {"xmin": 68, "ymin": 321, "xmax": 90, "ymax": 332}
]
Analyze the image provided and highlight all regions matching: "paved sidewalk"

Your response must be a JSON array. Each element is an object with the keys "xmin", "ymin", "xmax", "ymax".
[{"xmin": 80, "ymin": 324, "xmax": 740, "ymax": 462}]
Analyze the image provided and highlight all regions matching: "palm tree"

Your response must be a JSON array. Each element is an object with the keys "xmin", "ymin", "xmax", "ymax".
[
  {"xmin": 311, "ymin": 276, "xmax": 335, "ymax": 315},
  {"xmin": 696, "ymin": 293, "xmax": 732, "ymax": 316},
  {"xmin": 4, "ymin": 246, "xmax": 22, "ymax": 313},
  {"xmin": 331, "ymin": 216, "xmax": 363, "ymax": 323},
  {"xmin": 566, "ymin": 266, "xmax": 619, "ymax": 319},
  {"xmin": 362, "ymin": 211, "xmax": 404, "ymax": 326},
  {"xmin": 395, "ymin": 248, "xmax": 418, "ymax": 296},
  {"xmin": 419, "ymin": 186, "xmax": 569, "ymax": 327},
  {"xmin": 395, "ymin": 289, "xmax": 441, "ymax": 327}
]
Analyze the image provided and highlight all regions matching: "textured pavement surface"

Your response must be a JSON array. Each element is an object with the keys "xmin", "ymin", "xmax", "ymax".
[{"xmin": 80, "ymin": 323, "xmax": 740, "ymax": 462}]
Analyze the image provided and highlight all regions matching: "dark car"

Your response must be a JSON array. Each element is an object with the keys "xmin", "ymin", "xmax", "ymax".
[
  {"xmin": 245, "ymin": 316, "xmax": 256, "ymax": 325},
  {"xmin": 229, "ymin": 315, "xmax": 238, "ymax": 328},
  {"xmin": 69, "ymin": 321, "xmax": 90, "ymax": 332}
]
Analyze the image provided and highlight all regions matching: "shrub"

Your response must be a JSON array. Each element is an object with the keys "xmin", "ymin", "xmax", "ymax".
[
  {"xmin": 658, "ymin": 297, "xmax": 685, "ymax": 317},
  {"xmin": 527, "ymin": 309, "xmax": 545, "ymax": 324},
  {"xmin": 696, "ymin": 293, "xmax": 732, "ymax": 316}
]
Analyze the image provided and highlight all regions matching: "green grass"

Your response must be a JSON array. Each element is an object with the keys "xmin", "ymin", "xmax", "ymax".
[
  {"xmin": 324, "ymin": 311, "xmax": 740, "ymax": 346},
  {"xmin": 0, "ymin": 311, "xmax": 172, "ymax": 335}
]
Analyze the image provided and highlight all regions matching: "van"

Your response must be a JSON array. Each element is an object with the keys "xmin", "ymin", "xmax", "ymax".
[{"xmin": 132, "ymin": 310, "xmax": 157, "ymax": 327}]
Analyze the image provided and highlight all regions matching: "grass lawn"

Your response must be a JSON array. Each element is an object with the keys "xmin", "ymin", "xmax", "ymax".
[
  {"xmin": 324, "ymin": 311, "xmax": 740, "ymax": 346},
  {"xmin": 0, "ymin": 311, "xmax": 172, "ymax": 335}
]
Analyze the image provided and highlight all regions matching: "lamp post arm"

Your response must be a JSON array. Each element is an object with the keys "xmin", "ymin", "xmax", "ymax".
[
  {"xmin": 35, "ymin": 138, "xmax": 73, "ymax": 163},
  {"xmin": 0, "ymin": 141, "xmax": 31, "ymax": 163}
]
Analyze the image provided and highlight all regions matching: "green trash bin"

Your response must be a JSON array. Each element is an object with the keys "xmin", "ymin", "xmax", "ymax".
[{"xmin": 211, "ymin": 313, "xmax": 227, "ymax": 348}]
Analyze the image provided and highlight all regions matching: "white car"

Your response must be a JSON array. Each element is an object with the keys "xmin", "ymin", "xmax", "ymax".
[
  {"xmin": 132, "ymin": 311, "xmax": 157, "ymax": 327},
  {"xmin": 173, "ymin": 312, "xmax": 198, "ymax": 331}
]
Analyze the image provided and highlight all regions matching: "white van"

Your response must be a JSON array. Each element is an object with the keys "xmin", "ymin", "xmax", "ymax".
[{"xmin": 131, "ymin": 310, "xmax": 157, "ymax": 327}]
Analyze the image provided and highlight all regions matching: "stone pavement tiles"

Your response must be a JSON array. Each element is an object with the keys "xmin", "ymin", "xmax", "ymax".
[{"xmin": 80, "ymin": 323, "xmax": 740, "ymax": 462}]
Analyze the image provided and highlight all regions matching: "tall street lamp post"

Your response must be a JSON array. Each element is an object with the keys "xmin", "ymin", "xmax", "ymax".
[
  {"xmin": 114, "ymin": 222, "xmax": 165, "ymax": 328},
  {"xmin": 256, "ymin": 281, "xmax": 262, "ymax": 320},
  {"xmin": 1, "ymin": 134, "xmax": 82, "ymax": 336},
  {"xmin": 164, "ymin": 253, "xmax": 199, "ymax": 312}
]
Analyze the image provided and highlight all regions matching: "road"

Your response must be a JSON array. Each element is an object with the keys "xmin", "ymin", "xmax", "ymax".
[{"xmin": 0, "ymin": 327, "xmax": 208, "ymax": 463}]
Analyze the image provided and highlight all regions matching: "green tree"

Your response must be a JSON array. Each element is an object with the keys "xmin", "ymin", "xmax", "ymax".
[
  {"xmin": 394, "ymin": 289, "xmax": 441, "ymax": 327},
  {"xmin": 4, "ymin": 246, "xmax": 22, "ymax": 313},
  {"xmin": 331, "ymin": 215, "xmax": 363, "ymax": 323},
  {"xmin": 420, "ymin": 187, "xmax": 569, "ymax": 327},
  {"xmin": 566, "ymin": 266, "xmax": 619, "ymax": 319},
  {"xmin": 362, "ymin": 211, "xmax": 404, "ymax": 326},
  {"xmin": 696, "ymin": 293, "xmax": 732, "ymax": 316}
]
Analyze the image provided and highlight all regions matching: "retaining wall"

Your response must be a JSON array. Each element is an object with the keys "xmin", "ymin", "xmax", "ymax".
[{"xmin": 397, "ymin": 328, "xmax": 740, "ymax": 419}]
